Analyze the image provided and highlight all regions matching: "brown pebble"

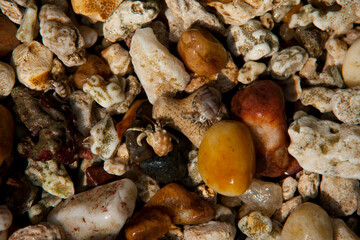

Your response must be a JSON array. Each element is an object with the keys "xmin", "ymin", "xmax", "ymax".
[
  {"xmin": 0, "ymin": 105, "xmax": 14, "ymax": 168},
  {"xmin": 125, "ymin": 207, "xmax": 172, "ymax": 240},
  {"xmin": 145, "ymin": 183, "xmax": 215, "ymax": 225},
  {"xmin": 86, "ymin": 165, "xmax": 115, "ymax": 187},
  {"xmin": 0, "ymin": 14, "xmax": 20, "ymax": 57}
]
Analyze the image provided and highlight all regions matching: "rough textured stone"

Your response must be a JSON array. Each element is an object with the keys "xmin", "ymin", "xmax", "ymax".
[
  {"xmin": 145, "ymin": 183, "xmax": 215, "ymax": 225},
  {"xmin": 48, "ymin": 179, "xmax": 137, "ymax": 240},
  {"xmin": 331, "ymin": 87, "xmax": 360, "ymax": 124},
  {"xmin": 184, "ymin": 221, "xmax": 236, "ymax": 240},
  {"xmin": 300, "ymin": 87, "xmax": 335, "ymax": 113},
  {"xmin": 238, "ymin": 211, "xmax": 282, "ymax": 240},
  {"xmin": 272, "ymin": 195, "xmax": 303, "ymax": 223},
  {"xmin": 320, "ymin": 175, "xmax": 359, "ymax": 216},
  {"xmin": 71, "ymin": 0, "xmax": 123, "ymax": 22},
  {"xmin": 282, "ymin": 176, "xmax": 298, "ymax": 201},
  {"xmin": 129, "ymin": 27, "xmax": 190, "ymax": 104},
  {"xmin": 288, "ymin": 114, "xmax": 360, "ymax": 179},
  {"xmin": 281, "ymin": 202, "xmax": 333, "ymax": 240},
  {"xmin": 9, "ymin": 222, "xmax": 65, "ymax": 240},
  {"xmin": 297, "ymin": 170, "xmax": 320, "ymax": 201}
]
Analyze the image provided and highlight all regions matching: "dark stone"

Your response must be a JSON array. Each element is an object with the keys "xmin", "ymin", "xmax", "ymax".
[
  {"xmin": 86, "ymin": 165, "xmax": 115, "ymax": 187},
  {"xmin": 294, "ymin": 27, "xmax": 328, "ymax": 58},
  {"xmin": 139, "ymin": 150, "xmax": 187, "ymax": 184},
  {"xmin": 125, "ymin": 120, "xmax": 154, "ymax": 163}
]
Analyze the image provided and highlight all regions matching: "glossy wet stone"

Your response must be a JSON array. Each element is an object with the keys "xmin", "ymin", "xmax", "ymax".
[
  {"xmin": 124, "ymin": 207, "xmax": 171, "ymax": 240},
  {"xmin": 198, "ymin": 120, "xmax": 255, "ymax": 196},
  {"xmin": 86, "ymin": 165, "xmax": 116, "ymax": 187},
  {"xmin": 145, "ymin": 183, "xmax": 215, "ymax": 225}
]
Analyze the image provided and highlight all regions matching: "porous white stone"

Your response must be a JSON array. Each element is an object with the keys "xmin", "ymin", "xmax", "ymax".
[
  {"xmin": 297, "ymin": 170, "xmax": 320, "ymax": 201},
  {"xmin": 48, "ymin": 179, "xmax": 137, "ymax": 240},
  {"xmin": 184, "ymin": 221, "xmax": 236, "ymax": 240},
  {"xmin": 288, "ymin": 114, "xmax": 360, "ymax": 179},
  {"xmin": 300, "ymin": 87, "xmax": 335, "ymax": 113},
  {"xmin": 101, "ymin": 43, "xmax": 132, "ymax": 76},
  {"xmin": 272, "ymin": 195, "xmax": 302, "ymax": 223},
  {"xmin": 331, "ymin": 87, "xmax": 360, "ymax": 124},
  {"xmin": 237, "ymin": 61, "xmax": 267, "ymax": 84},
  {"xmin": 282, "ymin": 176, "xmax": 298, "ymax": 201},
  {"xmin": 0, "ymin": 62, "xmax": 15, "ymax": 97},
  {"xmin": 129, "ymin": 27, "xmax": 190, "ymax": 104}
]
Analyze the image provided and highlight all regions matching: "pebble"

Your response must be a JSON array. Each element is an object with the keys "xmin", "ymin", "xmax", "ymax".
[
  {"xmin": 139, "ymin": 149, "xmax": 187, "ymax": 184},
  {"xmin": 282, "ymin": 176, "xmax": 298, "ymax": 201},
  {"xmin": 182, "ymin": 149, "xmax": 203, "ymax": 187},
  {"xmin": 129, "ymin": 27, "xmax": 190, "ymax": 104},
  {"xmin": 124, "ymin": 207, "xmax": 172, "ymax": 240},
  {"xmin": 342, "ymin": 38, "xmax": 360, "ymax": 87},
  {"xmin": 272, "ymin": 195, "xmax": 303, "ymax": 223},
  {"xmin": 238, "ymin": 211, "xmax": 282, "ymax": 240},
  {"xmin": 0, "ymin": 62, "xmax": 15, "ymax": 97},
  {"xmin": 320, "ymin": 175, "xmax": 359, "ymax": 216},
  {"xmin": 86, "ymin": 165, "xmax": 115, "ymax": 187},
  {"xmin": 145, "ymin": 183, "xmax": 215, "ymax": 225},
  {"xmin": 8, "ymin": 222, "xmax": 65, "ymax": 240},
  {"xmin": 220, "ymin": 195, "xmax": 242, "ymax": 208},
  {"xmin": 215, "ymin": 204, "xmax": 236, "ymax": 226},
  {"xmin": 184, "ymin": 221, "xmax": 236, "ymax": 240},
  {"xmin": 331, "ymin": 87, "xmax": 360, "ymax": 124},
  {"xmin": 0, "ymin": 14, "xmax": 20, "ymax": 57},
  {"xmin": 231, "ymin": 80, "xmax": 291, "ymax": 177},
  {"xmin": 281, "ymin": 202, "xmax": 333, "ymax": 240},
  {"xmin": 101, "ymin": 43, "xmax": 132, "ymax": 77},
  {"xmin": 198, "ymin": 120, "xmax": 255, "ymax": 196},
  {"xmin": 0, "ymin": 205, "xmax": 12, "ymax": 231},
  {"xmin": 332, "ymin": 218, "xmax": 360, "ymax": 240},
  {"xmin": 160, "ymin": 224, "xmax": 184, "ymax": 240},
  {"xmin": 297, "ymin": 170, "xmax": 320, "ymax": 201},
  {"xmin": 71, "ymin": 0, "xmax": 122, "ymax": 22},
  {"xmin": 237, "ymin": 178, "xmax": 283, "ymax": 217},
  {"xmin": 294, "ymin": 27, "xmax": 328, "ymax": 58},
  {"xmin": 47, "ymin": 179, "xmax": 137, "ymax": 240},
  {"xmin": 177, "ymin": 27, "xmax": 227, "ymax": 76},
  {"xmin": 195, "ymin": 184, "xmax": 217, "ymax": 206}
]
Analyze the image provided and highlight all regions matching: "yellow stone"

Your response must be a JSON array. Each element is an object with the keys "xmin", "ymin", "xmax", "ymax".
[{"xmin": 198, "ymin": 120, "xmax": 255, "ymax": 196}]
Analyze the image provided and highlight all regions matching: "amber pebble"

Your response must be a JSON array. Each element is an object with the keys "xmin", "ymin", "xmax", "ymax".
[
  {"xmin": 73, "ymin": 55, "xmax": 111, "ymax": 89},
  {"xmin": 0, "ymin": 14, "xmax": 20, "ymax": 57},
  {"xmin": 197, "ymin": 120, "xmax": 255, "ymax": 197},
  {"xmin": 281, "ymin": 202, "xmax": 333, "ymax": 240},
  {"xmin": 282, "ymin": 3, "xmax": 303, "ymax": 23},
  {"xmin": 177, "ymin": 28, "xmax": 227, "ymax": 76},
  {"xmin": 86, "ymin": 165, "xmax": 115, "ymax": 187},
  {"xmin": 0, "ymin": 105, "xmax": 14, "ymax": 168},
  {"xmin": 124, "ymin": 207, "xmax": 171, "ymax": 240},
  {"xmin": 145, "ymin": 183, "xmax": 216, "ymax": 225}
]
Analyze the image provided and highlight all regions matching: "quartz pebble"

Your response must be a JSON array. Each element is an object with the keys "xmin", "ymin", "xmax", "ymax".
[
  {"xmin": 48, "ymin": 179, "xmax": 137, "ymax": 240},
  {"xmin": 288, "ymin": 114, "xmax": 360, "ymax": 179},
  {"xmin": 9, "ymin": 222, "xmax": 65, "ymax": 240},
  {"xmin": 130, "ymin": 27, "xmax": 190, "ymax": 104},
  {"xmin": 198, "ymin": 120, "xmax": 255, "ymax": 196},
  {"xmin": 184, "ymin": 221, "xmax": 236, "ymax": 240},
  {"xmin": 125, "ymin": 207, "xmax": 172, "ymax": 240},
  {"xmin": 238, "ymin": 211, "xmax": 282, "ymax": 240},
  {"xmin": 145, "ymin": 183, "xmax": 215, "ymax": 225},
  {"xmin": 297, "ymin": 170, "xmax": 320, "ymax": 201},
  {"xmin": 331, "ymin": 87, "xmax": 360, "ymax": 124},
  {"xmin": 177, "ymin": 28, "xmax": 227, "ymax": 77},
  {"xmin": 281, "ymin": 202, "xmax": 333, "ymax": 240},
  {"xmin": 272, "ymin": 195, "xmax": 302, "ymax": 223},
  {"xmin": 238, "ymin": 178, "xmax": 283, "ymax": 217},
  {"xmin": 282, "ymin": 176, "xmax": 298, "ymax": 201},
  {"xmin": 320, "ymin": 175, "xmax": 359, "ymax": 217},
  {"xmin": 332, "ymin": 218, "xmax": 360, "ymax": 240},
  {"xmin": 227, "ymin": 20, "xmax": 279, "ymax": 61}
]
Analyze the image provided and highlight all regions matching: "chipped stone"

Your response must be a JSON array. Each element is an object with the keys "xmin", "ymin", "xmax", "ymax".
[
  {"xmin": 0, "ymin": 0, "xmax": 23, "ymax": 24},
  {"xmin": 272, "ymin": 0, "xmax": 301, "ymax": 23},
  {"xmin": 16, "ymin": 0, "xmax": 38, "ymax": 43},
  {"xmin": 25, "ymin": 158, "xmax": 75, "ymax": 199},
  {"xmin": 101, "ymin": 43, "xmax": 132, "ymax": 76},
  {"xmin": 320, "ymin": 175, "xmax": 359, "ymax": 216},
  {"xmin": 184, "ymin": 221, "xmax": 236, "ymax": 240},
  {"xmin": 296, "ymin": 170, "xmax": 320, "ymax": 201},
  {"xmin": 130, "ymin": 27, "xmax": 190, "ymax": 104},
  {"xmin": 325, "ymin": 38, "xmax": 348, "ymax": 68},
  {"xmin": 289, "ymin": 115, "xmax": 360, "ymax": 179},
  {"xmin": 237, "ymin": 61, "xmax": 267, "ymax": 84},
  {"xmin": 227, "ymin": 20, "xmax": 279, "ymax": 61},
  {"xmin": 300, "ymin": 87, "xmax": 335, "ymax": 113},
  {"xmin": 331, "ymin": 87, "xmax": 360, "ymax": 124},
  {"xmin": 0, "ymin": 62, "xmax": 15, "ymax": 97},
  {"xmin": 272, "ymin": 195, "xmax": 302, "ymax": 223},
  {"xmin": 8, "ymin": 223, "xmax": 65, "ymax": 240},
  {"xmin": 182, "ymin": 149, "xmax": 203, "ymax": 187},
  {"xmin": 280, "ymin": 75, "xmax": 302, "ymax": 102},
  {"xmin": 103, "ymin": 0, "xmax": 160, "ymax": 42},
  {"xmin": 282, "ymin": 176, "xmax": 298, "ymax": 201}
]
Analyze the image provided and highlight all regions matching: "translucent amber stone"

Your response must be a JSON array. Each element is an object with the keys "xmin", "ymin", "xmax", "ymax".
[
  {"xmin": 198, "ymin": 120, "xmax": 256, "ymax": 196},
  {"xmin": 177, "ymin": 28, "xmax": 227, "ymax": 77}
]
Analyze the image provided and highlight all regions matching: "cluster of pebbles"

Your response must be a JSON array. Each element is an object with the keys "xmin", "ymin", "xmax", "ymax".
[{"xmin": 1, "ymin": 0, "xmax": 360, "ymax": 239}]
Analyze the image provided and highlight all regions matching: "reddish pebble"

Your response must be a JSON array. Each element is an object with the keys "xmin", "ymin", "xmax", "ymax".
[
  {"xmin": 86, "ymin": 165, "xmax": 115, "ymax": 186},
  {"xmin": 0, "ymin": 14, "xmax": 20, "ymax": 57}
]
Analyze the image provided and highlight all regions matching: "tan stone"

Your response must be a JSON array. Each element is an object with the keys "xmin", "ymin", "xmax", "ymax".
[{"xmin": 71, "ymin": 0, "xmax": 123, "ymax": 22}]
